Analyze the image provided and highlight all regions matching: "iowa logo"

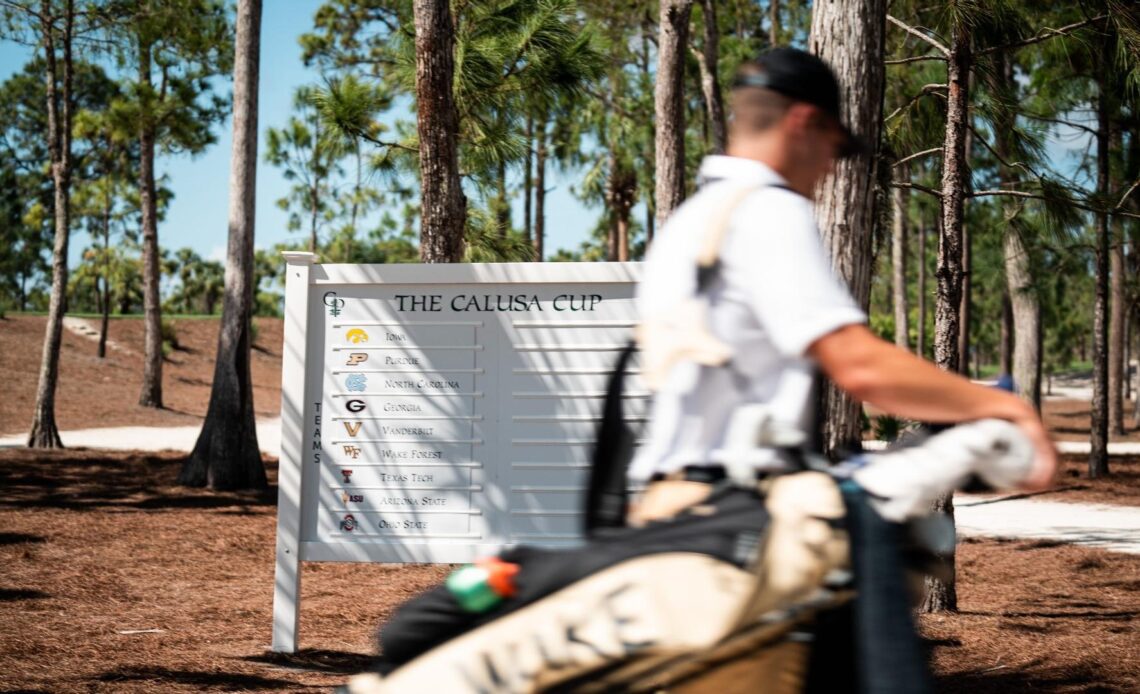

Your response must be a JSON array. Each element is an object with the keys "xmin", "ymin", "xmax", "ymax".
[{"xmin": 346, "ymin": 328, "xmax": 369, "ymax": 344}]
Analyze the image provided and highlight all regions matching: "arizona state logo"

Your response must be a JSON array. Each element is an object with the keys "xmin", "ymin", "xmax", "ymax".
[
  {"xmin": 341, "ymin": 491, "xmax": 364, "ymax": 503},
  {"xmin": 343, "ymin": 421, "xmax": 362, "ymax": 437},
  {"xmin": 340, "ymin": 514, "xmax": 358, "ymax": 532},
  {"xmin": 346, "ymin": 352, "xmax": 369, "ymax": 366},
  {"xmin": 346, "ymin": 328, "xmax": 369, "ymax": 344}
]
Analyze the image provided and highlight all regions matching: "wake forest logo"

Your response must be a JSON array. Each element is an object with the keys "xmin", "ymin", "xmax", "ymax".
[
  {"xmin": 345, "ymin": 399, "xmax": 366, "ymax": 413},
  {"xmin": 345, "ymin": 374, "xmax": 368, "ymax": 392},
  {"xmin": 341, "ymin": 469, "xmax": 353, "ymax": 484},
  {"xmin": 346, "ymin": 352, "xmax": 369, "ymax": 366},
  {"xmin": 323, "ymin": 291, "xmax": 345, "ymax": 317},
  {"xmin": 340, "ymin": 514, "xmax": 358, "ymax": 532},
  {"xmin": 343, "ymin": 421, "xmax": 362, "ymax": 437},
  {"xmin": 343, "ymin": 445, "xmax": 362, "ymax": 459},
  {"xmin": 346, "ymin": 328, "xmax": 369, "ymax": 344}
]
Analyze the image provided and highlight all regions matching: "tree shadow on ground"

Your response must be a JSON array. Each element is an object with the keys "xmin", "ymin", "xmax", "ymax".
[
  {"xmin": 0, "ymin": 532, "xmax": 45, "ymax": 545},
  {"xmin": 95, "ymin": 666, "xmax": 302, "ymax": 690},
  {"xmin": 244, "ymin": 649, "xmax": 377, "ymax": 675},
  {"xmin": 936, "ymin": 661, "xmax": 1118, "ymax": 693},
  {"xmin": 0, "ymin": 588, "xmax": 50, "ymax": 601},
  {"xmin": 0, "ymin": 450, "xmax": 276, "ymax": 512}
]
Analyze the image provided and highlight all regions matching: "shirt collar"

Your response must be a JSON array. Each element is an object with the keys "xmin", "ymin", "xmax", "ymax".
[{"xmin": 696, "ymin": 155, "xmax": 789, "ymax": 188}]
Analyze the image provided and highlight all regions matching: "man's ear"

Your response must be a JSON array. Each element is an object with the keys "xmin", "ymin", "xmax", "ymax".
[{"xmin": 782, "ymin": 102, "xmax": 815, "ymax": 136}]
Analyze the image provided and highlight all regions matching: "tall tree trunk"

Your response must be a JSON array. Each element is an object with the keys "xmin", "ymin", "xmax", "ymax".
[
  {"xmin": 28, "ymin": 0, "xmax": 74, "ymax": 449},
  {"xmin": 923, "ymin": 22, "xmax": 972, "ymax": 615},
  {"xmin": 309, "ymin": 187, "xmax": 319, "ymax": 254},
  {"xmin": 181, "ymin": 0, "xmax": 266, "ymax": 491},
  {"xmin": 496, "ymin": 156, "xmax": 509, "ymax": 236},
  {"xmin": 524, "ymin": 114, "xmax": 533, "ymax": 245},
  {"xmin": 918, "ymin": 222, "xmax": 927, "ymax": 358},
  {"xmin": 534, "ymin": 116, "xmax": 546, "ymax": 261},
  {"xmin": 996, "ymin": 53, "xmax": 1041, "ymax": 410},
  {"xmin": 958, "ymin": 213, "xmax": 971, "ymax": 374},
  {"xmin": 1109, "ymin": 129, "xmax": 1125, "ymax": 436},
  {"xmin": 1090, "ymin": 68, "xmax": 1111, "ymax": 477},
  {"xmin": 654, "ymin": 0, "xmax": 693, "ymax": 228},
  {"xmin": 768, "ymin": 0, "xmax": 779, "ymax": 46},
  {"xmin": 693, "ymin": 0, "xmax": 726, "ymax": 154},
  {"xmin": 414, "ymin": 0, "xmax": 465, "ymax": 263},
  {"xmin": 892, "ymin": 180, "xmax": 909, "ymax": 349},
  {"xmin": 999, "ymin": 290, "xmax": 1013, "ymax": 375},
  {"xmin": 99, "ymin": 196, "xmax": 111, "ymax": 359},
  {"xmin": 808, "ymin": 0, "xmax": 888, "ymax": 455},
  {"xmin": 138, "ymin": 41, "xmax": 163, "ymax": 409}
]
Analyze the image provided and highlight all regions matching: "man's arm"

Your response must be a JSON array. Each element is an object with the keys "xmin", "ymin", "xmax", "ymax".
[{"xmin": 808, "ymin": 324, "xmax": 1057, "ymax": 490}]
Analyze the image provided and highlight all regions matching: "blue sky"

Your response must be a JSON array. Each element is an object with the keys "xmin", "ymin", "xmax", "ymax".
[{"xmin": 0, "ymin": 0, "xmax": 602, "ymax": 265}]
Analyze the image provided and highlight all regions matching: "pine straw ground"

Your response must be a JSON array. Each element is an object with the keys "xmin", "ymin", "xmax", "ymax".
[{"xmin": 0, "ymin": 449, "xmax": 1137, "ymax": 693}]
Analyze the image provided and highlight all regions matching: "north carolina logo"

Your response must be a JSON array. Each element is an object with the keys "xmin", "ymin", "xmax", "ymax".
[
  {"xmin": 346, "ymin": 328, "xmax": 369, "ymax": 344},
  {"xmin": 340, "ymin": 514, "xmax": 358, "ymax": 532},
  {"xmin": 345, "ymin": 374, "xmax": 367, "ymax": 392},
  {"xmin": 323, "ymin": 291, "xmax": 345, "ymax": 317}
]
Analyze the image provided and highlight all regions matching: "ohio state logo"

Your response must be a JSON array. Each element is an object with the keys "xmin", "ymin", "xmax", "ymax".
[{"xmin": 340, "ymin": 514, "xmax": 358, "ymax": 532}]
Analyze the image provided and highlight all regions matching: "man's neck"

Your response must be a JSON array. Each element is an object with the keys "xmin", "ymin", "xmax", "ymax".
[{"xmin": 725, "ymin": 140, "xmax": 814, "ymax": 199}]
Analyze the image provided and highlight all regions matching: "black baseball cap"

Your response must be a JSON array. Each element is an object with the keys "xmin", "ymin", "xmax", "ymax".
[{"xmin": 732, "ymin": 47, "xmax": 868, "ymax": 158}]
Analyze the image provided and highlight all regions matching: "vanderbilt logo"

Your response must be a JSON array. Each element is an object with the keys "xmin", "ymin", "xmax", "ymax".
[
  {"xmin": 343, "ymin": 445, "xmax": 362, "ymax": 459},
  {"xmin": 343, "ymin": 421, "xmax": 362, "ymax": 437}
]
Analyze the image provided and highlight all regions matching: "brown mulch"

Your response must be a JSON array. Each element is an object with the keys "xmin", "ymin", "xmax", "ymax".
[
  {"xmin": 1043, "ymin": 398, "xmax": 1140, "ymax": 444},
  {"xmin": 2, "ymin": 448, "xmax": 1138, "ymax": 692},
  {"xmin": 1043, "ymin": 454, "xmax": 1140, "ymax": 506},
  {"xmin": 0, "ymin": 315, "xmax": 283, "ymax": 436}
]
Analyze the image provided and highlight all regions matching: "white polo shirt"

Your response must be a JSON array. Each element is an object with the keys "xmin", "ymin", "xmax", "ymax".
[{"xmin": 628, "ymin": 155, "xmax": 866, "ymax": 482}]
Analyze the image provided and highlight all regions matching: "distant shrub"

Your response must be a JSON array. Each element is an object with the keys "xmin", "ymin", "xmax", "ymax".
[
  {"xmin": 249, "ymin": 319, "xmax": 260, "ymax": 347},
  {"xmin": 161, "ymin": 319, "xmax": 180, "ymax": 356}
]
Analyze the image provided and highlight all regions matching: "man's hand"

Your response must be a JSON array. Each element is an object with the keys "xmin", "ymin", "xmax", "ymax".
[{"xmin": 1008, "ymin": 407, "xmax": 1058, "ymax": 491}]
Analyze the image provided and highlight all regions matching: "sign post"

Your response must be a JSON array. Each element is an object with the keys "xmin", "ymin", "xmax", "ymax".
[{"xmin": 271, "ymin": 257, "xmax": 642, "ymax": 652}]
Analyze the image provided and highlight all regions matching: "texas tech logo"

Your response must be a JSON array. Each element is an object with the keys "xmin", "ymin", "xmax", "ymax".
[
  {"xmin": 340, "ymin": 514, "xmax": 358, "ymax": 532},
  {"xmin": 341, "ymin": 469, "xmax": 353, "ymax": 484}
]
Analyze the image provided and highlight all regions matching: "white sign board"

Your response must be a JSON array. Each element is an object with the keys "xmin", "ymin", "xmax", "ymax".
[{"xmin": 272, "ymin": 253, "xmax": 643, "ymax": 652}]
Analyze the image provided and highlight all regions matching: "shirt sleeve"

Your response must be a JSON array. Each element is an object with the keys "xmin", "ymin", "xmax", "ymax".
[{"xmin": 720, "ymin": 189, "xmax": 867, "ymax": 357}]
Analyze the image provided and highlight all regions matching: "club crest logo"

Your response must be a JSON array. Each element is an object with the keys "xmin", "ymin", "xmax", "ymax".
[
  {"xmin": 341, "ymin": 491, "xmax": 364, "ymax": 504},
  {"xmin": 346, "ymin": 328, "xmax": 369, "ymax": 344},
  {"xmin": 343, "ymin": 421, "xmax": 362, "ymax": 437},
  {"xmin": 323, "ymin": 291, "xmax": 345, "ymax": 317},
  {"xmin": 345, "ymin": 374, "xmax": 367, "ymax": 392},
  {"xmin": 346, "ymin": 352, "xmax": 369, "ymax": 366},
  {"xmin": 345, "ymin": 399, "xmax": 366, "ymax": 413},
  {"xmin": 341, "ymin": 469, "xmax": 353, "ymax": 484},
  {"xmin": 342, "ymin": 445, "xmax": 362, "ymax": 459},
  {"xmin": 340, "ymin": 514, "xmax": 358, "ymax": 532}
]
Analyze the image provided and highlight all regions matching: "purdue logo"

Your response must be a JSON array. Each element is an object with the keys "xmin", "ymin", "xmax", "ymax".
[{"xmin": 346, "ymin": 352, "xmax": 369, "ymax": 366}]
